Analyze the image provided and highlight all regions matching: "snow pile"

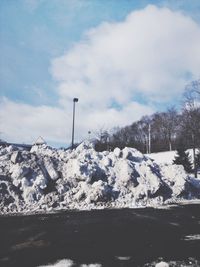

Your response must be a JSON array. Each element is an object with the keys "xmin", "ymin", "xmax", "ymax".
[{"xmin": 0, "ymin": 141, "xmax": 200, "ymax": 213}]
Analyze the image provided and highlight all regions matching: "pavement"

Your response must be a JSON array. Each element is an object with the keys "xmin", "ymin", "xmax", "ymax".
[{"xmin": 0, "ymin": 204, "xmax": 200, "ymax": 267}]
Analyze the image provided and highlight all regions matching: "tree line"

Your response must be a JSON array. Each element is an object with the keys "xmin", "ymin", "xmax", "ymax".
[{"xmin": 95, "ymin": 79, "xmax": 200, "ymax": 176}]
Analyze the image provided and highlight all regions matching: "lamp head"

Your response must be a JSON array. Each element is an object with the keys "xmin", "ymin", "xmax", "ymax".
[{"xmin": 73, "ymin": 98, "xmax": 79, "ymax": 102}]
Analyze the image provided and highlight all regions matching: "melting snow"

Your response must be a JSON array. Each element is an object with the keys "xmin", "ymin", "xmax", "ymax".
[
  {"xmin": 155, "ymin": 262, "xmax": 169, "ymax": 267},
  {"xmin": 184, "ymin": 234, "xmax": 200, "ymax": 241},
  {"xmin": 37, "ymin": 259, "xmax": 74, "ymax": 267}
]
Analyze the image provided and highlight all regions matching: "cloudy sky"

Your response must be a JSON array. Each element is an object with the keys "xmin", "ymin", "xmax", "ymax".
[{"xmin": 0, "ymin": 0, "xmax": 200, "ymax": 147}]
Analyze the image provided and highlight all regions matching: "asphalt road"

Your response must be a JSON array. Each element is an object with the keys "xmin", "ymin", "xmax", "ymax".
[{"xmin": 0, "ymin": 204, "xmax": 200, "ymax": 267}]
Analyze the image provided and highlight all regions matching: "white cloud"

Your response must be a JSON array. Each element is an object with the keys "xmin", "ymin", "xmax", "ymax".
[
  {"xmin": 0, "ymin": 98, "xmax": 152, "ymax": 145},
  {"xmin": 1, "ymin": 5, "xmax": 200, "ymax": 145},
  {"xmin": 0, "ymin": 98, "xmax": 68, "ymax": 144},
  {"xmin": 51, "ymin": 4, "xmax": 200, "ymax": 105}
]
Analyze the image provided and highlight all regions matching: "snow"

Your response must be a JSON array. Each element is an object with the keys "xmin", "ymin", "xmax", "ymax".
[
  {"xmin": 37, "ymin": 260, "xmax": 102, "ymax": 267},
  {"xmin": 147, "ymin": 150, "xmax": 177, "ymax": 164},
  {"xmin": 37, "ymin": 259, "xmax": 74, "ymax": 267},
  {"xmin": 0, "ymin": 141, "xmax": 200, "ymax": 214},
  {"xmin": 184, "ymin": 234, "xmax": 200, "ymax": 241},
  {"xmin": 80, "ymin": 264, "xmax": 102, "ymax": 267},
  {"xmin": 11, "ymin": 151, "xmax": 22, "ymax": 164},
  {"xmin": 155, "ymin": 262, "xmax": 169, "ymax": 267},
  {"xmin": 148, "ymin": 149, "xmax": 198, "ymax": 165}
]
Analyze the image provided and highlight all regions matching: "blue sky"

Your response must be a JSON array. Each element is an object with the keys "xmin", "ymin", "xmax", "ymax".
[{"xmin": 0, "ymin": 0, "xmax": 200, "ymax": 146}]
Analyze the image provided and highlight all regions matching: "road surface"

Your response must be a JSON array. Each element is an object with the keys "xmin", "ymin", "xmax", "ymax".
[{"xmin": 0, "ymin": 203, "xmax": 200, "ymax": 267}]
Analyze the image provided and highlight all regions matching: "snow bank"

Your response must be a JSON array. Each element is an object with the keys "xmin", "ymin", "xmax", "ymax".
[{"xmin": 0, "ymin": 142, "xmax": 200, "ymax": 214}]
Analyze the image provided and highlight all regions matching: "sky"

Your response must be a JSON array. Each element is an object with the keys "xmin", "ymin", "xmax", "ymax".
[{"xmin": 0, "ymin": 0, "xmax": 200, "ymax": 147}]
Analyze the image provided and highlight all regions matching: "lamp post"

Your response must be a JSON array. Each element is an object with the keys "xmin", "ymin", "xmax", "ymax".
[{"xmin": 71, "ymin": 98, "xmax": 78, "ymax": 149}]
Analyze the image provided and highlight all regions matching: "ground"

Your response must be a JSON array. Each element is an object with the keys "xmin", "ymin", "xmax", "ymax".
[{"xmin": 0, "ymin": 203, "xmax": 200, "ymax": 267}]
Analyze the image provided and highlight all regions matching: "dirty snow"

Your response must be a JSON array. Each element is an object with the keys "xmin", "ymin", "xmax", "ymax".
[
  {"xmin": 37, "ymin": 259, "xmax": 74, "ymax": 267},
  {"xmin": 184, "ymin": 234, "xmax": 200, "ymax": 241},
  {"xmin": 0, "ymin": 141, "xmax": 200, "ymax": 214},
  {"xmin": 37, "ymin": 259, "xmax": 102, "ymax": 267},
  {"xmin": 155, "ymin": 262, "xmax": 169, "ymax": 267}
]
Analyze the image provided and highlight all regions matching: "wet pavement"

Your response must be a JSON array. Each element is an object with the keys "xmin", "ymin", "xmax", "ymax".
[{"xmin": 0, "ymin": 203, "xmax": 200, "ymax": 267}]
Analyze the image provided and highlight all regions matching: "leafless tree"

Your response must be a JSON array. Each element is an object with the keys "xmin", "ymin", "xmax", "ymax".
[
  {"xmin": 137, "ymin": 116, "xmax": 151, "ymax": 153},
  {"xmin": 151, "ymin": 108, "xmax": 178, "ymax": 151},
  {"xmin": 184, "ymin": 79, "xmax": 200, "ymax": 109},
  {"xmin": 183, "ymin": 79, "xmax": 200, "ymax": 177}
]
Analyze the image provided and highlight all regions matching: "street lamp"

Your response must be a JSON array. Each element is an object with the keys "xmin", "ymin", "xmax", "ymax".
[{"xmin": 71, "ymin": 98, "xmax": 78, "ymax": 149}]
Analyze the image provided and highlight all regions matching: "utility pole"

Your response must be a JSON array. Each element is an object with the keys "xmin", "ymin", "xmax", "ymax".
[
  {"xmin": 71, "ymin": 98, "xmax": 78, "ymax": 149},
  {"xmin": 192, "ymin": 133, "xmax": 197, "ymax": 178},
  {"xmin": 145, "ymin": 135, "xmax": 148, "ymax": 154}
]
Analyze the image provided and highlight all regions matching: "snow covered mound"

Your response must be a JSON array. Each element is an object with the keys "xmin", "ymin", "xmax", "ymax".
[{"xmin": 0, "ymin": 142, "xmax": 200, "ymax": 214}]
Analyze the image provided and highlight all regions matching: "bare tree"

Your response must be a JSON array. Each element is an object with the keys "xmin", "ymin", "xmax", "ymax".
[
  {"xmin": 184, "ymin": 79, "xmax": 200, "ymax": 108},
  {"xmin": 164, "ymin": 107, "xmax": 179, "ymax": 151},
  {"xmin": 94, "ymin": 127, "xmax": 111, "ymax": 151},
  {"xmin": 151, "ymin": 108, "xmax": 178, "ymax": 152},
  {"xmin": 137, "ymin": 116, "xmax": 151, "ymax": 153},
  {"xmin": 183, "ymin": 79, "xmax": 200, "ymax": 177}
]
